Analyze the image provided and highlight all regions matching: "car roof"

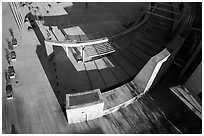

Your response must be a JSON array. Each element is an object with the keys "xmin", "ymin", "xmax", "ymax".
[
  {"xmin": 8, "ymin": 66, "xmax": 14, "ymax": 71},
  {"xmin": 6, "ymin": 84, "xmax": 12, "ymax": 91}
]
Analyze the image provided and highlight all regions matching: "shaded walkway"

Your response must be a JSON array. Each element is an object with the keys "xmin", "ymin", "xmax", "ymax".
[{"xmin": 149, "ymin": 64, "xmax": 202, "ymax": 133}]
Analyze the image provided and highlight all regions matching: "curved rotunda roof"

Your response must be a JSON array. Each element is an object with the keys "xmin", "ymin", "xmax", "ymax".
[{"xmin": 36, "ymin": 2, "xmax": 195, "ymax": 95}]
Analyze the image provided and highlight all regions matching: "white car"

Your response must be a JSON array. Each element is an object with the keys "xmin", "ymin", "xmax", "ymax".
[
  {"xmin": 6, "ymin": 84, "xmax": 14, "ymax": 100},
  {"xmin": 8, "ymin": 66, "xmax": 15, "ymax": 79},
  {"xmin": 76, "ymin": 54, "xmax": 83, "ymax": 62},
  {"xmin": 10, "ymin": 50, "xmax": 16, "ymax": 61},
  {"xmin": 12, "ymin": 38, "xmax": 18, "ymax": 47}
]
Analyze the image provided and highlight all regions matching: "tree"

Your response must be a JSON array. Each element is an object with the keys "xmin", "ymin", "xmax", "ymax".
[
  {"xmin": 4, "ymin": 69, "xmax": 10, "ymax": 85},
  {"xmin": 5, "ymin": 48, "xmax": 11, "ymax": 65},
  {"xmin": 5, "ymin": 39, "xmax": 13, "ymax": 50},
  {"xmin": 8, "ymin": 28, "xmax": 14, "ymax": 38}
]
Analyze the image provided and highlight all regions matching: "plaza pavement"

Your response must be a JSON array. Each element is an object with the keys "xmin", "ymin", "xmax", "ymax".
[{"xmin": 2, "ymin": 2, "xmax": 181, "ymax": 134}]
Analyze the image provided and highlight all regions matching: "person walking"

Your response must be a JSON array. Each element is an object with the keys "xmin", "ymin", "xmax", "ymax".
[{"xmin": 85, "ymin": 3, "xmax": 88, "ymax": 8}]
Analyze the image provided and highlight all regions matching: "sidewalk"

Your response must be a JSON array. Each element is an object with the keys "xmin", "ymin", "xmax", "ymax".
[
  {"xmin": 148, "ymin": 64, "xmax": 202, "ymax": 133},
  {"xmin": 2, "ymin": 3, "xmax": 73, "ymax": 133}
]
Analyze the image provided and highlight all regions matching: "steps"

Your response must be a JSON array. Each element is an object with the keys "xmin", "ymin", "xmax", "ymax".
[{"xmin": 146, "ymin": 2, "xmax": 184, "ymax": 22}]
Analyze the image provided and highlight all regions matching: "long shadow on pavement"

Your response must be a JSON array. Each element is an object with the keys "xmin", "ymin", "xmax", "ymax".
[{"xmin": 26, "ymin": 12, "xmax": 69, "ymax": 117}]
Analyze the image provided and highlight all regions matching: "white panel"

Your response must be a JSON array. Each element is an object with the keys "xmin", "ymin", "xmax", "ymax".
[
  {"xmin": 44, "ymin": 37, "xmax": 108, "ymax": 47},
  {"xmin": 66, "ymin": 102, "xmax": 104, "ymax": 124},
  {"xmin": 184, "ymin": 62, "xmax": 202, "ymax": 99},
  {"xmin": 44, "ymin": 41, "xmax": 54, "ymax": 56}
]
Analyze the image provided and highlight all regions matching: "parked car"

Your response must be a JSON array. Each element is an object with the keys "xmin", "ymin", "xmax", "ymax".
[
  {"xmin": 12, "ymin": 38, "xmax": 18, "ymax": 47},
  {"xmin": 8, "ymin": 66, "xmax": 15, "ymax": 79},
  {"xmin": 6, "ymin": 84, "xmax": 14, "ymax": 100},
  {"xmin": 10, "ymin": 50, "xmax": 16, "ymax": 61},
  {"xmin": 76, "ymin": 54, "xmax": 83, "ymax": 62}
]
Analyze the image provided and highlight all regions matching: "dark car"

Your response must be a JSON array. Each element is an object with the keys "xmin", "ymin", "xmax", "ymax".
[
  {"xmin": 8, "ymin": 66, "xmax": 15, "ymax": 79},
  {"xmin": 6, "ymin": 84, "xmax": 14, "ymax": 100},
  {"xmin": 10, "ymin": 50, "xmax": 16, "ymax": 61}
]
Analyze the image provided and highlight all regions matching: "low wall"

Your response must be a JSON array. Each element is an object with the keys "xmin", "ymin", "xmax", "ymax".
[
  {"xmin": 66, "ymin": 89, "xmax": 104, "ymax": 124},
  {"xmin": 102, "ymin": 48, "xmax": 170, "ymax": 115},
  {"xmin": 65, "ymin": 48, "xmax": 171, "ymax": 124}
]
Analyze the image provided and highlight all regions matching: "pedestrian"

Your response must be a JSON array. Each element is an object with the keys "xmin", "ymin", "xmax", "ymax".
[
  {"xmin": 49, "ymin": 26, "xmax": 52, "ymax": 31},
  {"xmin": 48, "ymin": 35, "xmax": 51, "ymax": 40},
  {"xmin": 85, "ymin": 3, "xmax": 88, "ymax": 8},
  {"xmin": 48, "ymin": 4, "xmax": 51, "ymax": 8}
]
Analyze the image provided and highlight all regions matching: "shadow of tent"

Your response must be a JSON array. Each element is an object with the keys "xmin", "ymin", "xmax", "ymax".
[{"xmin": 25, "ymin": 12, "xmax": 68, "ymax": 117}]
